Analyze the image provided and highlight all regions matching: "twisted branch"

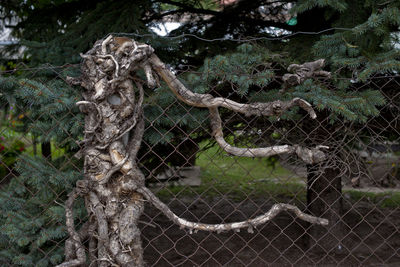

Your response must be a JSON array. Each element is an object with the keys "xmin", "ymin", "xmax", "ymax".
[
  {"xmin": 149, "ymin": 54, "xmax": 317, "ymax": 119},
  {"xmin": 149, "ymin": 53, "xmax": 327, "ymax": 164},
  {"xmin": 56, "ymin": 190, "xmax": 86, "ymax": 267},
  {"xmin": 209, "ymin": 106, "xmax": 327, "ymax": 164},
  {"xmin": 59, "ymin": 35, "xmax": 331, "ymax": 266},
  {"xmin": 137, "ymin": 186, "xmax": 328, "ymax": 234},
  {"xmin": 89, "ymin": 192, "xmax": 109, "ymax": 266}
]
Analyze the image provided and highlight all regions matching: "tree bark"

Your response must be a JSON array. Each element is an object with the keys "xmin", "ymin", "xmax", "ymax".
[
  {"xmin": 58, "ymin": 35, "xmax": 330, "ymax": 266},
  {"xmin": 41, "ymin": 141, "xmax": 51, "ymax": 160},
  {"xmin": 306, "ymin": 161, "xmax": 343, "ymax": 253}
]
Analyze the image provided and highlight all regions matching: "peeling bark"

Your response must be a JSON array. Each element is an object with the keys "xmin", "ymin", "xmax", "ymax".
[
  {"xmin": 58, "ymin": 35, "xmax": 330, "ymax": 266},
  {"xmin": 282, "ymin": 59, "xmax": 331, "ymax": 91}
]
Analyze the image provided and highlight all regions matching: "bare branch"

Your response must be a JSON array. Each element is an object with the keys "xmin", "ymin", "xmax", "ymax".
[
  {"xmin": 89, "ymin": 192, "xmax": 109, "ymax": 266},
  {"xmin": 282, "ymin": 59, "xmax": 331, "ymax": 90},
  {"xmin": 137, "ymin": 186, "xmax": 328, "ymax": 234},
  {"xmin": 149, "ymin": 54, "xmax": 317, "ymax": 119},
  {"xmin": 66, "ymin": 35, "xmax": 332, "ymax": 265},
  {"xmin": 56, "ymin": 190, "xmax": 86, "ymax": 267},
  {"xmin": 127, "ymin": 81, "xmax": 145, "ymax": 159},
  {"xmin": 209, "ymin": 107, "xmax": 327, "ymax": 163},
  {"xmin": 148, "ymin": 52, "xmax": 326, "ymax": 163},
  {"xmin": 128, "ymin": 112, "xmax": 144, "ymax": 160}
]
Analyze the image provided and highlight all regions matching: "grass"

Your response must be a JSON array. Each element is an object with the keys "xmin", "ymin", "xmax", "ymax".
[
  {"xmin": 0, "ymin": 125, "xmax": 65, "ymax": 159},
  {"xmin": 3, "ymin": 123, "xmax": 400, "ymax": 208},
  {"xmin": 344, "ymin": 190, "xmax": 400, "ymax": 208},
  {"xmin": 195, "ymin": 143, "xmax": 306, "ymax": 200},
  {"xmin": 156, "ymin": 141, "xmax": 400, "ymax": 208},
  {"xmin": 156, "ymin": 141, "xmax": 307, "ymax": 202}
]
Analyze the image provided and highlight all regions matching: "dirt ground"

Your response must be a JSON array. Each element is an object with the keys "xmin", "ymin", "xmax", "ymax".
[{"xmin": 140, "ymin": 196, "xmax": 400, "ymax": 266}]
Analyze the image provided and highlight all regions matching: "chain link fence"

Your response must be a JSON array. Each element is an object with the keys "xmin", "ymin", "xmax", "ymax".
[{"xmin": 0, "ymin": 61, "xmax": 399, "ymax": 266}]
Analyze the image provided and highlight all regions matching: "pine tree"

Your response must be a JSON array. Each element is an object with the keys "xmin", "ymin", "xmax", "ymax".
[
  {"xmin": 1, "ymin": 0, "xmax": 399, "ymax": 264},
  {"xmin": 0, "ymin": 73, "xmax": 84, "ymax": 265}
]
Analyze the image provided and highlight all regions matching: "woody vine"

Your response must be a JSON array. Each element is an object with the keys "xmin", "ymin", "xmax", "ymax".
[{"xmin": 59, "ymin": 35, "xmax": 331, "ymax": 267}]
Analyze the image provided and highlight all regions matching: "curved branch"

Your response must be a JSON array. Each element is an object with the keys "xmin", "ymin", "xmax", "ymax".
[
  {"xmin": 76, "ymin": 101, "xmax": 102, "ymax": 133},
  {"xmin": 89, "ymin": 192, "xmax": 109, "ymax": 266},
  {"xmin": 128, "ymin": 112, "xmax": 144, "ymax": 160},
  {"xmin": 101, "ymin": 35, "xmax": 113, "ymax": 54},
  {"xmin": 137, "ymin": 186, "xmax": 328, "ymax": 234},
  {"xmin": 56, "ymin": 190, "xmax": 86, "ymax": 267},
  {"xmin": 209, "ymin": 106, "xmax": 294, "ymax": 156},
  {"xmin": 148, "ymin": 53, "xmax": 328, "ymax": 163},
  {"xmin": 149, "ymin": 54, "xmax": 317, "ymax": 119},
  {"xmin": 98, "ymin": 154, "xmax": 129, "ymax": 184},
  {"xmin": 97, "ymin": 54, "xmax": 120, "ymax": 78},
  {"xmin": 127, "ymin": 81, "xmax": 145, "ymax": 160},
  {"xmin": 209, "ymin": 106, "xmax": 327, "ymax": 164}
]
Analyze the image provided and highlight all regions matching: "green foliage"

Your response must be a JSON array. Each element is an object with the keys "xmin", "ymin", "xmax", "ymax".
[
  {"xmin": 143, "ymin": 85, "xmax": 210, "ymax": 146},
  {"xmin": 189, "ymin": 44, "xmax": 277, "ymax": 96},
  {"xmin": 290, "ymin": 79, "xmax": 386, "ymax": 122},
  {"xmin": 0, "ymin": 0, "xmax": 179, "ymax": 65},
  {"xmin": 311, "ymin": 1, "xmax": 400, "ymax": 80},
  {"xmin": 292, "ymin": 0, "xmax": 348, "ymax": 14},
  {"xmin": 187, "ymin": 42, "xmax": 386, "ymax": 123},
  {"xmin": 0, "ymin": 76, "xmax": 20, "ymax": 108},
  {"xmin": 0, "ymin": 70, "xmax": 85, "ymax": 265},
  {"xmin": 0, "ymin": 139, "xmax": 25, "ymax": 179},
  {"xmin": 0, "ymin": 75, "xmax": 83, "ymax": 149},
  {"xmin": 0, "ymin": 155, "xmax": 85, "ymax": 266},
  {"xmin": 200, "ymin": 44, "xmax": 275, "ymax": 96},
  {"xmin": 1, "ymin": 1, "xmax": 399, "ymax": 265}
]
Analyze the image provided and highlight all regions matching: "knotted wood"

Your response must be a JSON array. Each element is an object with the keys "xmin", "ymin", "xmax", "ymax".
[{"xmin": 59, "ymin": 35, "xmax": 329, "ymax": 267}]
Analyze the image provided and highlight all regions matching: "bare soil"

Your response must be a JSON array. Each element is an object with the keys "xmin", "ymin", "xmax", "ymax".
[{"xmin": 140, "ymin": 196, "xmax": 400, "ymax": 266}]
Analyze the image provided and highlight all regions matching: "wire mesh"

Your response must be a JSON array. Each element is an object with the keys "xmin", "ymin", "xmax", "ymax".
[{"xmin": 0, "ymin": 62, "xmax": 399, "ymax": 266}]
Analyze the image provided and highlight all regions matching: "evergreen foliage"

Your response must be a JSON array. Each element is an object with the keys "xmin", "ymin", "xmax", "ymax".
[
  {"xmin": 308, "ymin": 0, "xmax": 400, "ymax": 80},
  {"xmin": 0, "ymin": 72, "xmax": 86, "ymax": 265},
  {"xmin": 0, "ymin": 0, "xmax": 399, "ymax": 265},
  {"xmin": 292, "ymin": 0, "xmax": 348, "ymax": 13},
  {"xmin": 185, "ymin": 43, "xmax": 386, "ymax": 123},
  {"xmin": 0, "ymin": 71, "xmax": 83, "ymax": 149},
  {"xmin": 0, "ymin": 154, "xmax": 84, "ymax": 266}
]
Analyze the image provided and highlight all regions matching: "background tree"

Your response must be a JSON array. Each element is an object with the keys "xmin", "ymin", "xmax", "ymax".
[
  {"xmin": 0, "ymin": 0, "xmax": 399, "ymax": 265},
  {"xmin": 159, "ymin": 0, "xmax": 400, "ymax": 252}
]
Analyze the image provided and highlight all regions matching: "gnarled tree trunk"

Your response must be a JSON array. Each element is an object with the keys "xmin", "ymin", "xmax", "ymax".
[{"xmin": 58, "ymin": 36, "xmax": 330, "ymax": 267}]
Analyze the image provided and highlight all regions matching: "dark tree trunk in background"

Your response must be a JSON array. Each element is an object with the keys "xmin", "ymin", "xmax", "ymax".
[
  {"xmin": 171, "ymin": 137, "xmax": 199, "ymax": 167},
  {"xmin": 32, "ymin": 136, "xmax": 37, "ymax": 156},
  {"xmin": 41, "ymin": 142, "xmax": 52, "ymax": 160},
  {"xmin": 306, "ymin": 161, "xmax": 343, "ymax": 253}
]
